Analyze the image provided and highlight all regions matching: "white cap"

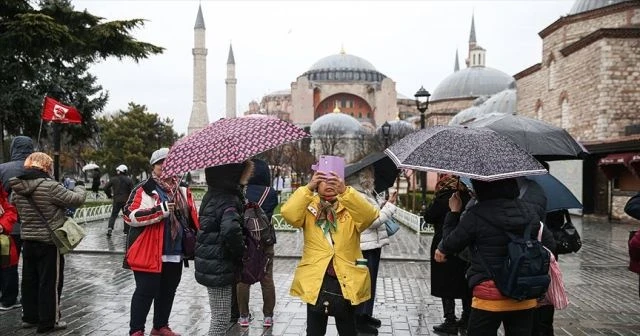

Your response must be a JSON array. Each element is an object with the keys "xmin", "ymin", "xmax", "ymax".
[
  {"xmin": 116, "ymin": 164, "xmax": 128, "ymax": 173},
  {"xmin": 149, "ymin": 148, "xmax": 170, "ymax": 165}
]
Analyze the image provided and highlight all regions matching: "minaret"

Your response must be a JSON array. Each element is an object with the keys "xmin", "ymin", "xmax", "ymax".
[
  {"xmin": 454, "ymin": 49, "xmax": 460, "ymax": 72},
  {"xmin": 225, "ymin": 43, "xmax": 237, "ymax": 118},
  {"xmin": 188, "ymin": 5, "xmax": 209, "ymax": 135},
  {"xmin": 466, "ymin": 13, "xmax": 486, "ymax": 68}
]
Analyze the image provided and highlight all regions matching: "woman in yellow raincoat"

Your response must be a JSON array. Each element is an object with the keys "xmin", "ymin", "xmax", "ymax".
[{"xmin": 281, "ymin": 170, "xmax": 379, "ymax": 335}]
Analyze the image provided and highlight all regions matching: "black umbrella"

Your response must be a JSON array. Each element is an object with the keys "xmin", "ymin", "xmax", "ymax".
[
  {"xmin": 467, "ymin": 114, "xmax": 587, "ymax": 161},
  {"xmin": 384, "ymin": 125, "xmax": 547, "ymax": 181},
  {"xmin": 345, "ymin": 152, "xmax": 398, "ymax": 193}
]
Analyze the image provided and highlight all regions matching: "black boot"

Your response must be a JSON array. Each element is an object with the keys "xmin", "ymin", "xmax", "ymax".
[
  {"xmin": 433, "ymin": 318, "xmax": 458, "ymax": 334},
  {"xmin": 363, "ymin": 315, "xmax": 381, "ymax": 328},
  {"xmin": 356, "ymin": 315, "xmax": 379, "ymax": 335}
]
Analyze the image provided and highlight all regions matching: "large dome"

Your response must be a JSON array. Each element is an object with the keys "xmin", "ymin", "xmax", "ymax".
[
  {"xmin": 569, "ymin": 0, "xmax": 631, "ymax": 15},
  {"xmin": 431, "ymin": 67, "xmax": 515, "ymax": 101},
  {"xmin": 303, "ymin": 52, "xmax": 386, "ymax": 82},
  {"xmin": 310, "ymin": 112, "xmax": 362, "ymax": 136}
]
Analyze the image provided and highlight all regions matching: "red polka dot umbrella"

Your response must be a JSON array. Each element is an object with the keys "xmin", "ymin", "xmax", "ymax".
[{"xmin": 162, "ymin": 117, "xmax": 308, "ymax": 176}]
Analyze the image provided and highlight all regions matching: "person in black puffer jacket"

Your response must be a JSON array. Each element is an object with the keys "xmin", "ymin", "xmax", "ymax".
[
  {"xmin": 236, "ymin": 159, "xmax": 278, "ymax": 327},
  {"xmin": 195, "ymin": 161, "xmax": 253, "ymax": 336},
  {"xmin": 435, "ymin": 178, "xmax": 555, "ymax": 336}
]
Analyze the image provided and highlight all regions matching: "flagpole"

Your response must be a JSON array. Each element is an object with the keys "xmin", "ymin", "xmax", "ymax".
[{"xmin": 35, "ymin": 119, "xmax": 43, "ymax": 151}]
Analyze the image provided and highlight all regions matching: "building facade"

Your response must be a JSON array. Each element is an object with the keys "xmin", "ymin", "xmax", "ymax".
[{"xmin": 515, "ymin": 0, "xmax": 640, "ymax": 218}]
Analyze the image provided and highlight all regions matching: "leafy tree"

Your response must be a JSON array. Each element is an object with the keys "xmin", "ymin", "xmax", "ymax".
[
  {"xmin": 89, "ymin": 103, "xmax": 180, "ymax": 179},
  {"xmin": 0, "ymin": 0, "xmax": 163, "ymax": 160}
]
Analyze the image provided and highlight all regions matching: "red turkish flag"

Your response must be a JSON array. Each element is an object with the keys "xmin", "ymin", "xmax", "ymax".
[{"xmin": 41, "ymin": 96, "xmax": 82, "ymax": 124}]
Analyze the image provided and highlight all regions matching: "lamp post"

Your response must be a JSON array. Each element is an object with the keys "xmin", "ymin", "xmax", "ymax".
[
  {"xmin": 381, "ymin": 121, "xmax": 391, "ymax": 148},
  {"xmin": 414, "ymin": 86, "xmax": 431, "ymax": 217},
  {"xmin": 49, "ymin": 85, "xmax": 66, "ymax": 181}
]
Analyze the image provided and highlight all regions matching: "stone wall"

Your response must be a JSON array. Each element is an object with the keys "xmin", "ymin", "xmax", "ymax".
[
  {"xmin": 540, "ymin": 7, "xmax": 640, "ymax": 66},
  {"xmin": 427, "ymin": 98, "xmax": 474, "ymax": 126}
]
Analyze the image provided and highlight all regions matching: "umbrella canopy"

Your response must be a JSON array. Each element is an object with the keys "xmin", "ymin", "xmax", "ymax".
[
  {"xmin": 162, "ymin": 117, "xmax": 308, "ymax": 176},
  {"xmin": 345, "ymin": 152, "xmax": 398, "ymax": 192},
  {"xmin": 384, "ymin": 125, "xmax": 547, "ymax": 181},
  {"xmin": 82, "ymin": 163, "xmax": 99, "ymax": 172},
  {"xmin": 467, "ymin": 114, "xmax": 587, "ymax": 161},
  {"xmin": 526, "ymin": 174, "xmax": 582, "ymax": 212},
  {"xmin": 461, "ymin": 174, "xmax": 582, "ymax": 212}
]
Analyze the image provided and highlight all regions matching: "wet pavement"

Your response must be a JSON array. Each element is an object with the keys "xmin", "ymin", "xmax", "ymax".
[{"xmin": 0, "ymin": 216, "xmax": 639, "ymax": 335}]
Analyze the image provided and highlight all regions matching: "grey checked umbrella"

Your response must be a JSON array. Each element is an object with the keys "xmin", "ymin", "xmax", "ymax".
[
  {"xmin": 467, "ymin": 114, "xmax": 587, "ymax": 161},
  {"xmin": 384, "ymin": 126, "xmax": 547, "ymax": 181}
]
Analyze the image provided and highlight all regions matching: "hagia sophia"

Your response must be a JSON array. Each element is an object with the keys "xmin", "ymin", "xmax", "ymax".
[{"xmin": 187, "ymin": 0, "xmax": 640, "ymax": 219}]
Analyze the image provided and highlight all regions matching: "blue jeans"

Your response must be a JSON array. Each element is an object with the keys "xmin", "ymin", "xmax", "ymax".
[{"xmin": 355, "ymin": 248, "xmax": 381, "ymax": 317}]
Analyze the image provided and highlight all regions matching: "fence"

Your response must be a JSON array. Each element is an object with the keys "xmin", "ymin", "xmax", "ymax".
[
  {"xmin": 74, "ymin": 199, "xmax": 434, "ymax": 235},
  {"xmin": 393, "ymin": 207, "xmax": 434, "ymax": 234}
]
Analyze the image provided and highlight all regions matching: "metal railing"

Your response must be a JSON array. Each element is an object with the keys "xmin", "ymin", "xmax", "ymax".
[
  {"xmin": 73, "ymin": 204, "xmax": 113, "ymax": 224},
  {"xmin": 271, "ymin": 214, "xmax": 297, "ymax": 231},
  {"xmin": 393, "ymin": 207, "xmax": 434, "ymax": 234}
]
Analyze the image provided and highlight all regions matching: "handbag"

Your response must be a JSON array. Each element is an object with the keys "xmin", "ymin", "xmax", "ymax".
[
  {"xmin": 309, "ymin": 274, "xmax": 351, "ymax": 318},
  {"xmin": 385, "ymin": 218, "xmax": 400, "ymax": 237},
  {"xmin": 0, "ymin": 234, "xmax": 11, "ymax": 267},
  {"xmin": 26, "ymin": 190, "xmax": 86, "ymax": 255},
  {"xmin": 552, "ymin": 216, "xmax": 582, "ymax": 254}
]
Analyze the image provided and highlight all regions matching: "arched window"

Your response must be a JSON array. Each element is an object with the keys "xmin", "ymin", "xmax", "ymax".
[
  {"xmin": 473, "ymin": 54, "xmax": 476, "ymax": 65},
  {"xmin": 548, "ymin": 59, "xmax": 557, "ymax": 90},
  {"xmin": 561, "ymin": 97, "xmax": 569, "ymax": 129}
]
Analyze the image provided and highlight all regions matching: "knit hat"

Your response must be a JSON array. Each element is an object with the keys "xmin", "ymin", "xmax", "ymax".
[{"xmin": 149, "ymin": 148, "xmax": 169, "ymax": 165}]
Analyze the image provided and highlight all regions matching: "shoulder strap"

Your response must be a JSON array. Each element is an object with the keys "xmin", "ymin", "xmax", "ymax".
[
  {"xmin": 257, "ymin": 187, "xmax": 270, "ymax": 207},
  {"xmin": 24, "ymin": 181, "xmax": 55, "ymax": 236}
]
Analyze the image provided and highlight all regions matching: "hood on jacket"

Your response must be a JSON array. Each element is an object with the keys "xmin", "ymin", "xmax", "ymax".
[
  {"xmin": 248, "ymin": 159, "xmax": 271, "ymax": 186},
  {"xmin": 205, "ymin": 161, "xmax": 254, "ymax": 189},
  {"xmin": 10, "ymin": 136, "xmax": 34, "ymax": 161},
  {"xmin": 471, "ymin": 178, "xmax": 518, "ymax": 202},
  {"xmin": 9, "ymin": 168, "xmax": 50, "ymax": 197}
]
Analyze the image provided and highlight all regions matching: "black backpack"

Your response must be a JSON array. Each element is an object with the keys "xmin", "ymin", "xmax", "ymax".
[
  {"xmin": 239, "ymin": 201, "xmax": 272, "ymax": 285},
  {"xmin": 478, "ymin": 220, "xmax": 551, "ymax": 301}
]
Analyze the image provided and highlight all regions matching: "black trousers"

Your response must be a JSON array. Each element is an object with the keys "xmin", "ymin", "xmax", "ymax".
[
  {"xmin": 355, "ymin": 248, "xmax": 381, "ymax": 317},
  {"xmin": 21, "ymin": 241, "xmax": 65, "ymax": 332},
  {"xmin": 129, "ymin": 262, "xmax": 182, "ymax": 335},
  {"xmin": 108, "ymin": 201, "xmax": 127, "ymax": 232},
  {"xmin": 442, "ymin": 294, "xmax": 472, "ymax": 322},
  {"xmin": 306, "ymin": 303, "xmax": 357, "ymax": 336},
  {"xmin": 467, "ymin": 308, "xmax": 534, "ymax": 336},
  {"xmin": 532, "ymin": 305, "xmax": 555, "ymax": 336}
]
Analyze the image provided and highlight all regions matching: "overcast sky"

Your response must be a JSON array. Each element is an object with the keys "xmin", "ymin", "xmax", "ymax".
[{"xmin": 74, "ymin": 0, "xmax": 575, "ymax": 134}]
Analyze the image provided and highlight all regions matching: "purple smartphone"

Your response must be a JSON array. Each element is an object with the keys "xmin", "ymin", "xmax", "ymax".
[{"xmin": 312, "ymin": 155, "xmax": 345, "ymax": 180}]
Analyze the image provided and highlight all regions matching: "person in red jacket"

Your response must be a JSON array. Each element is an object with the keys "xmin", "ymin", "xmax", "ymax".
[
  {"xmin": 0, "ymin": 185, "xmax": 19, "ymax": 310},
  {"xmin": 122, "ymin": 148, "xmax": 200, "ymax": 336},
  {"xmin": 624, "ymin": 193, "xmax": 640, "ymax": 298}
]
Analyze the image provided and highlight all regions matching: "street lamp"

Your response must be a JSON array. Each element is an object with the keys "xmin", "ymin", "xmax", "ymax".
[
  {"xmin": 414, "ymin": 86, "xmax": 431, "ymax": 217},
  {"xmin": 381, "ymin": 121, "xmax": 391, "ymax": 148},
  {"xmin": 49, "ymin": 85, "xmax": 66, "ymax": 181}
]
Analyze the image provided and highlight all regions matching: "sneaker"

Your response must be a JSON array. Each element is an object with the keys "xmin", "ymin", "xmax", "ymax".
[
  {"xmin": 433, "ymin": 318, "xmax": 458, "ymax": 334},
  {"xmin": 238, "ymin": 316, "xmax": 250, "ymax": 327},
  {"xmin": 150, "ymin": 325, "xmax": 181, "ymax": 336},
  {"xmin": 0, "ymin": 302, "xmax": 22, "ymax": 311},
  {"xmin": 130, "ymin": 331, "xmax": 145, "ymax": 336},
  {"xmin": 106, "ymin": 229, "xmax": 112, "ymax": 237},
  {"xmin": 36, "ymin": 321, "xmax": 67, "ymax": 333},
  {"xmin": 263, "ymin": 316, "xmax": 273, "ymax": 327},
  {"xmin": 21, "ymin": 322, "xmax": 36, "ymax": 329}
]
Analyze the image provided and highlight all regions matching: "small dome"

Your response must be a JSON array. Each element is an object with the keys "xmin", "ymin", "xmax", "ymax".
[
  {"xmin": 310, "ymin": 112, "xmax": 362, "ymax": 136},
  {"xmin": 432, "ymin": 67, "xmax": 514, "ymax": 101},
  {"xmin": 266, "ymin": 89, "xmax": 290, "ymax": 96},
  {"xmin": 303, "ymin": 52, "xmax": 386, "ymax": 82},
  {"xmin": 449, "ymin": 88, "xmax": 517, "ymax": 125},
  {"xmin": 569, "ymin": 0, "xmax": 631, "ymax": 15}
]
